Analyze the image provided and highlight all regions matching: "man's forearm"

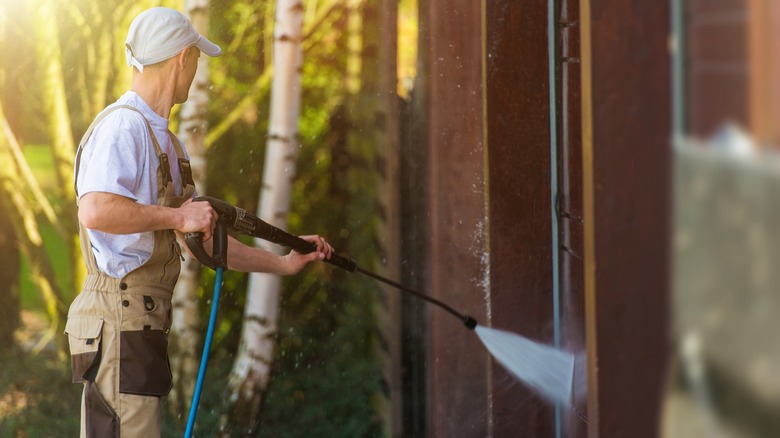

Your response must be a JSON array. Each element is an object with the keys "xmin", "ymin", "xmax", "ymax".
[
  {"xmin": 177, "ymin": 233, "xmax": 324, "ymax": 276},
  {"xmin": 225, "ymin": 236, "xmax": 289, "ymax": 274},
  {"xmin": 78, "ymin": 192, "xmax": 183, "ymax": 234},
  {"xmin": 181, "ymin": 233, "xmax": 289, "ymax": 274}
]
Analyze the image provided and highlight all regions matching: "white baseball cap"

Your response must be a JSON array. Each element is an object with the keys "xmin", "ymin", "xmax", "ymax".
[{"xmin": 125, "ymin": 7, "xmax": 222, "ymax": 73}]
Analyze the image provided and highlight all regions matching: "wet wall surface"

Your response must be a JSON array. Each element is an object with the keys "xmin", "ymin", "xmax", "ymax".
[
  {"xmin": 484, "ymin": 1, "xmax": 556, "ymax": 436},
  {"xmin": 421, "ymin": 1, "xmax": 671, "ymax": 436},
  {"xmin": 424, "ymin": 0, "xmax": 490, "ymax": 436}
]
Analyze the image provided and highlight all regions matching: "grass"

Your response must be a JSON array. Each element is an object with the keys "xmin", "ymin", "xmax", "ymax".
[
  {"xmin": 0, "ymin": 145, "xmax": 79, "ymax": 435},
  {"xmin": 0, "ymin": 343, "xmax": 81, "ymax": 436},
  {"xmin": 0, "ymin": 145, "xmax": 76, "ymax": 437}
]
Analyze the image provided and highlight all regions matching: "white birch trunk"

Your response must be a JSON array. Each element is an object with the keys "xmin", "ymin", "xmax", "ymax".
[
  {"xmin": 169, "ymin": 0, "xmax": 212, "ymax": 418},
  {"xmin": 226, "ymin": 0, "xmax": 305, "ymax": 431}
]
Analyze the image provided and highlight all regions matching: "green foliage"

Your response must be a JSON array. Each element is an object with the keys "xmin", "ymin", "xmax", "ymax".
[
  {"xmin": 254, "ymin": 95, "xmax": 383, "ymax": 435},
  {"xmin": 256, "ymin": 231, "xmax": 384, "ymax": 437},
  {"xmin": 18, "ymin": 144, "xmax": 72, "ymax": 310},
  {"xmin": 3, "ymin": 0, "xmax": 389, "ymax": 434},
  {"xmin": 162, "ymin": 343, "xmax": 236, "ymax": 436},
  {"xmin": 206, "ymin": 0, "xmax": 272, "ymax": 208},
  {"xmin": 19, "ymin": 145, "xmax": 58, "ymax": 194},
  {"xmin": 19, "ymin": 223, "xmax": 73, "ymax": 310},
  {"xmin": 0, "ymin": 345, "xmax": 81, "ymax": 436},
  {"xmin": 202, "ymin": 0, "xmax": 384, "ymax": 435}
]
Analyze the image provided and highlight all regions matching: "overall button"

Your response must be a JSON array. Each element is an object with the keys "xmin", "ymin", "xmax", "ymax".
[
  {"xmin": 122, "ymin": 300, "xmax": 130, "ymax": 307},
  {"xmin": 119, "ymin": 282, "xmax": 128, "ymax": 290}
]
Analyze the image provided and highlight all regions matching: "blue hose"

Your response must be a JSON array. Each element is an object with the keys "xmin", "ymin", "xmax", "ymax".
[{"xmin": 184, "ymin": 266, "xmax": 223, "ymax": 438}]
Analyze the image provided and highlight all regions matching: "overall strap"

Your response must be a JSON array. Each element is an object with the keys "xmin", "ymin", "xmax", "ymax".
[
  {"xmin": 168, "ymin": 133, "xmax": 195, "ymax": 188},
  {"xmin": 74, "ymin": 105, "xmax": 169, "ymax": 199}
]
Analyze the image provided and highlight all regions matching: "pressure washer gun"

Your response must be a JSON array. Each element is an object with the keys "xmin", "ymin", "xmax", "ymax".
[
  {"xmin": 183, "ymin": 196, "xmax": 473, "ymax": 438},
  {"xmin": 184, "ymin": 196, "xmax": 476, "ymax": 329},
  {"xmin": 184, "ymin": 196, "xmax": 357, "ymax": 272}
]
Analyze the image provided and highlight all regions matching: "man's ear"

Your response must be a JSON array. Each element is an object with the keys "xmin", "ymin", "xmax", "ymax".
[{"xmin": 175, "ymin": 47, "xmax": 190, "ymax": 69}]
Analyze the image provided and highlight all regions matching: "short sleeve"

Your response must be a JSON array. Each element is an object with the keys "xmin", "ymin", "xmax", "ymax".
[{"xmin": 76, "ymin": 111, "xmax": 150, "ymax": 202}]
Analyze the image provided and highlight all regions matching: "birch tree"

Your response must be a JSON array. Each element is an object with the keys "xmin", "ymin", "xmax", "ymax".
[
  {"xmin": 168, "ymin": 0, "xmax": 214, "ymax": 419},
  {"xmin": 205, "ymin": 0, "xmax": 344, "ymax": 148},
  {"xmin": 226, "ymin": 0, "xmax": 305, "ymax": 432}
]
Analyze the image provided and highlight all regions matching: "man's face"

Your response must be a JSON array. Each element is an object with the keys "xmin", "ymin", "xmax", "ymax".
[{"xmin": 175, "ymin": 47, "xmax": 200, "ymax": 104}]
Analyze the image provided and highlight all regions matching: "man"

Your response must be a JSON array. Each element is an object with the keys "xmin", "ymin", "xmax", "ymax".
[{"xmin": 65, "ymin": 7, "xmax": 332, "ymax": 437}]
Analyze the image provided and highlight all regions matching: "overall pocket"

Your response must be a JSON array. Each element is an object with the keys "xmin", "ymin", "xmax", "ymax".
[
  {"xmin": 84, "ymin": 380, "xmax": 120, "ymax": 438},
  {"xmin": 119, "ymin": 295, "xmax": 173, "ymax": 396},
  {"xmin": 65, "ymin": 317, "xmax": 104, "ymax": 383}
]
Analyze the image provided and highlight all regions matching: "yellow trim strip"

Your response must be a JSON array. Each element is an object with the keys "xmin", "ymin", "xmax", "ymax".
[
  {"xmin": 480, "ymin": 1, "xmax": 494, "ymax": 436},
  {"xmin": 579, "ymin": 0, "xmax": 599, "ymax": 435}
]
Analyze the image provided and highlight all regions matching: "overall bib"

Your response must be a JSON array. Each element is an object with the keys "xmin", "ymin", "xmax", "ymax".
[{"xmin": 66, "ymin": 105, "xmax": 195, "ymax": 438}]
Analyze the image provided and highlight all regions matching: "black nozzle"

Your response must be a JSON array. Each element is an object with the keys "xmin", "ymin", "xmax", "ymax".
[{"xmin": 462, "ymin": 315, "xmax": 478, "ymax": 330}]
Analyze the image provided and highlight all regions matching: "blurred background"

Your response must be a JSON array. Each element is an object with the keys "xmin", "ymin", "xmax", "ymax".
[{"xmin": 665, "ymin": 1, "xmax": 780, "ymax": 437}]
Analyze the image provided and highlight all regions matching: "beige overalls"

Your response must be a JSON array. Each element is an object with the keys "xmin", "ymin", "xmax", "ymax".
[{"xmin": 66, "ymin": 105, "xmax": 195, "ymax": 438}]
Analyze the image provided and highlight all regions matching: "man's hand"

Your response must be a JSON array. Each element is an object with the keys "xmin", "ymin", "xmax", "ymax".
[
  {"xmin": 280, "ymin": 234, "xmax": 334, "ymax": 275},
  {"xmin": 177, "ymin": 198, "xmax": 217, "ymax": 241}
]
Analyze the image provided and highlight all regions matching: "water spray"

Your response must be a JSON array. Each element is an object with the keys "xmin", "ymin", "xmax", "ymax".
[{"xmin": 182, "ymin": 196, "xmax": 574, "ymax": 436}]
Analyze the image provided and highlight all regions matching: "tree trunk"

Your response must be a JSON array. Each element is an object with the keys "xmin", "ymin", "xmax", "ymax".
[
  {"xmin": 168, "ymin": 0, "xmax": 213, "ymax": 421},
  {"xmin": 0, "ymin": 0, "xmax": 20, "ymax": 350},
  {"xmin": 0, "ymin": 154, "xmax": 67, "ymax": 351},
  {"xmin": 375, "ymin": 0, "xmax": 402, "ymax": 434},
  {"xmin": 0, "ymin": 183, "xmax": 21, "ymax": 348},
  {"xmin": 0, "ymin": 110, "xmax": 68, "ymax": 355},
  {"xmin": 35, "ymin": 0, "xmax": 76, "ymax": 210},
  {"xmin": 35, "ymin": 0, "xmax": 81, "ymax": 297},
  {"xmin": 226, "ymin": 0, "xmax": 305, "ymax": 434},
  {"xmin": 68, "ymin": 0, "xmax": 114, "ymax": 121},
  {"xmin": 344, "ymin": 0, "xmax": 402, "ymax": 434}
]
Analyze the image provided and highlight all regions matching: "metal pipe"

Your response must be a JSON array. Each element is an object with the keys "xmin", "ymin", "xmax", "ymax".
[{"xmin": 548, "ymin": 0, "xmax": 563, "ymax": 436}]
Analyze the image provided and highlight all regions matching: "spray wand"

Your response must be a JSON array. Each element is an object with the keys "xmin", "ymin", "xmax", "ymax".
[{"xmin": 185, "ymin": 196, "xmax": 478, "ymax": 329}]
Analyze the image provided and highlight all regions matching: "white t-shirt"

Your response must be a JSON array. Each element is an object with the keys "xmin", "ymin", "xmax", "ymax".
[{"xmin": 75, "ymin": 92, "xmax": 195, "ymax": 278}]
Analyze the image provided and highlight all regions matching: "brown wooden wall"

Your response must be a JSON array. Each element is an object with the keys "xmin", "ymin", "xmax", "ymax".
[
  {"xmin": 583, "ymin": 0, "xmax": 671, "ymax": 436},
  {"xmin": 484, "ymin": 1, "xmax": 556, "ymax": 436},
  {"xmin": 418, "ymin": 1, "xmax": 671, "ymax": 436},
  {"xmin": 424, "ymin": 0, "xmax": 490, "ymax": 436}
]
